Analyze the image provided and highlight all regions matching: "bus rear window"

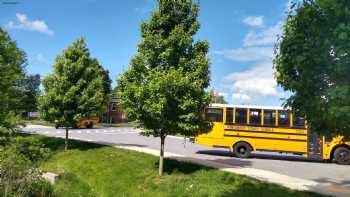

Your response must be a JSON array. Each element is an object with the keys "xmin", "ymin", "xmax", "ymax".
[
  {"xmin": 226, "ymin": 108, "xmax": 233, "ymax": 123},
  {"xmin": 206, "ymin": 108, "xmax": 223, "ymax": 122},
  {"xmin": 235, "ymin": 108, "xmax": 247, "ymax": 125},
  {"xmin": 293, "ymin": 116, "xmax": 305, "ymax": 128},
  {"xmin": 249, "ymin": 109, "xmax": 261, "ymax": 125},
  {"xmin": 278, "ymin": 110, "xmax": 290, "ymax": 127},
  {"xmin": 264, "ymin": 110, "xmax": 276, "ymax": 126}
]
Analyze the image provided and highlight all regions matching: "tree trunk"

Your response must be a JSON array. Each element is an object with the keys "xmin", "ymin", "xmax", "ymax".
[
  {"xmin": 159, "ymin": 135, "xmax": 166, "ymax": 176},
  {"xmin": 65, "ymin": 127, "xmax": 69, "ymax": 151}
]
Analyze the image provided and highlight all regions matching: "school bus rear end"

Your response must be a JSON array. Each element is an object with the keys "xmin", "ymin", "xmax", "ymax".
[{"xmin": 76, "ymin": 117, "xmax": 99, "ymax": 128}]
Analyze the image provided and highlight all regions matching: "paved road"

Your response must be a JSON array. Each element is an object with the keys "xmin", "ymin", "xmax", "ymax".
[{"xmin": 22, "ymin": 125, "xmax": 350, "ymax": 197}]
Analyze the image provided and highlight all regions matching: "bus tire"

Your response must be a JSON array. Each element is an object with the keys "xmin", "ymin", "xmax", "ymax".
[
  {"xmin": 334, "ymin": 146, "xmax": 350, "ymax": 165},
  {"xmin": 87, "ymin": 123, "xmax": 93, "ymax": 129},
  {"xmin": 233, "ymin": 142, "xmax": 251, "ymax": 158}
]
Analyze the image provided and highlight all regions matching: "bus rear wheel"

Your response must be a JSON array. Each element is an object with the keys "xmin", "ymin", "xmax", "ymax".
[
  {"xmin": 334, "ymin": 147, "xmax": 350, "ymax": 165},
  {"xmin": 233, "ymin": 142, "xmax": 251, "ymax": 158},
  {"xmin": 86, "ymin": 123, "xmax": 93, "ymax": 129}
]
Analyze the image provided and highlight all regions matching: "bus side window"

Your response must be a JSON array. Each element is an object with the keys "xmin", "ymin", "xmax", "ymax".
[
  {"xmin": 206, "ymin": 108, "xmax": 223, "ymax": 122},
  {"xmin": 263, "ymin": 110, "xmax": 276, "ymax": 126},
  {"xmin": 293, "ymin": 116, "xmax": 305, "ymax": 128},
  {"xmin": 278, "ymin": 110, "xmax": 290, "ymax": 127},
  {"xmin": 226, "ymin": 108, "xmax": 233, "ymax": 123},
  {"xmin": 235, "ymin": 108, "xmax": 247, "ymax": 125},
  {"xmin": 249, "ymin": 109, "xmax": 261, "ymax": 125}
]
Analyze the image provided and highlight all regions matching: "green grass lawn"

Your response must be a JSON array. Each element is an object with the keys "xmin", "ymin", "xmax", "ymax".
[
  {"xmin": 95, "ymin": 121, "xmax": 140, "ymax": 128},
  {"xmin": 34, "ymin": 136, "xmax": 324, "ymax": 197}
]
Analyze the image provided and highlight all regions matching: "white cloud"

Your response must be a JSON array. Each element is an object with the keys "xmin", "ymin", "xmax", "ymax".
[
  {"xmin": 28, "ymin": 53, "xmax": 50, "ymax": 66},
  {"xmin": 243, "ymin": 22, "xmax": 283, "ymax": 47},
  {"xmin": 215, "ymin": 18, "xmax": 286, "ymax": 103},
  {"xmin": 232, "ymin": 93, "xmax": 251, "ymax": 101},
  {"xmin": 5, "ymin": 13, "xmax": 54, "ymax": 36},
  {"xmin": 217, "ymin": 92, "xmax": 227, "ymax": 97},
  {"xmin": 224, "ymin": 62, "xmax": 281, "ymax": 101},
  {"xmin": 211, "ymin": 90, "xmax": 228, "ymax": 97},
  {"xmin": 242, "ymin": 16, "xmax": 264, "ymax": 28},
  {"xmin": 215, "ymin": 47, "xmax": 273, "ymax": 62}
]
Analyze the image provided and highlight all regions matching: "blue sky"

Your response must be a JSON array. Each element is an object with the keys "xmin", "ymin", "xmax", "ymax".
[{"xmin": 0, "ymin": 0, "xmax": 291, "ymax": 106}]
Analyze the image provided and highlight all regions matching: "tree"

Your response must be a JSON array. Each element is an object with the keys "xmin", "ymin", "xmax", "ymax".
[
  {"xmin": 274, "ymin": 0, "xmax": 350, "ymax": 137},
  {"xmin": 0, "ymin": 28, "xmax": 53, "ymax": 196},
  {"xmin": 0, "ymin": 28, "xmax": 26, "ymax": 130},
  {"xmin": 39, "ymin": 38, "xmax": 111, "ymax": 150},
  {"xmin": 117, "ymin": 0, "xmax": 212, "ymax": 176},
  {"xmin": 210, "ymin": 90, "xmax": 227, "ymax": 104},
  {"xmin": 101, "ymin": 70, "xmax": 112, "ymax": 102},
  {"xmin": 20, "ymin": 74, "xmax": 41, "ymax": 113}
]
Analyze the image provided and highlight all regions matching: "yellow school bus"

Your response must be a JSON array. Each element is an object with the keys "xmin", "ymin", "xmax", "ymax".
[
  {"xmin": 194, "ymin": 104, "xmax": 350, "ymax": 165},
  {"xmin": 55, "ymin": 118, "xmax": 99, "ymax": 129}
]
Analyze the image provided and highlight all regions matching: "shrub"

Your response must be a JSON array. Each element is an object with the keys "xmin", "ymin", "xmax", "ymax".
[
  {"xmin": 0, "ymin": 127, "xmax": 10, "ymax": 147},
  {"xmin": 0, "ymin": 146, "xmax": 54, "ymax": 197},
  {"xmin": 12, "ymin": 136, "xmax": 51, "ymax": 162}
]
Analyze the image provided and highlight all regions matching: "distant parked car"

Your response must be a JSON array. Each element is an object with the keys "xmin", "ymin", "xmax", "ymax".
[{"xmin": 55, "ymin": 118, "xmax": 99, "ymax": 129}]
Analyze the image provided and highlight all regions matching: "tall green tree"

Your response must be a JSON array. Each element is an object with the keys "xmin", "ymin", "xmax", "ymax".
[
  {"xmin": 20, "ymin": 74, "xmax": 41, "ymax": 113},
  {"xmin": 274, "ymin": 0, "xmax": 350, "ymax": 137},
  {"xmin": 0, "ymin": 28, "xmax": 26, "ymax": 130},
  {"xmin": 39, "ymin": 38, "xmax": 111, "ymax": 150},
  {"xmin": 117, "ymin": 0, "xmax": 211, "ymax": 176}
]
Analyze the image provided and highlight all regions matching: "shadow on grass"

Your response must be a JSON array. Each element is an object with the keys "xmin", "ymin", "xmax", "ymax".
[
  {"xmin": 92, "ymin": 141, "xmax": 147, "ymax": 148},
  {"xmin": 19, "ymin": 133, "xmax": 105, "ymax": 152},
  {"xmin": 154, "ymin": 158, "xmax": 214, "ymax": 175},
  {"xmin": 46, "ymin": 137, "xmax": 104, "ymax": 151}
]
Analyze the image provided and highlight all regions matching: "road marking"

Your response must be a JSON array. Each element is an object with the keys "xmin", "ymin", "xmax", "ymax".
[
  {"xmin": 78, "ymin": 130, "xmax": 82, "ymax": 134},
  {"xmin": 95, "ymin": 130, "xmax": 99, "ymax": 133},
  {"xmin": 56, "ymin": 131, "xmax": 61, "ymax": 134},
  {"xmin": 87, "ymin": 131, "xmax": 90, "ymax": 133}
]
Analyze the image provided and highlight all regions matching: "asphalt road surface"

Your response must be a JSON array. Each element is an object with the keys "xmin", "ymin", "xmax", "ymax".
[{"xmin": 22, "ymin": 125, "xmax": 350, "ymax": 197}]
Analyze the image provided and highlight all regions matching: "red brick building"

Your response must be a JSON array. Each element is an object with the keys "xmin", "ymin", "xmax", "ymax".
[{"xmin": 102, "ymin": 97, "xmax": 127, "ymax": 123}]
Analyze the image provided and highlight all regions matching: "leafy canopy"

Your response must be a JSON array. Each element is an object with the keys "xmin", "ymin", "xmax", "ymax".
[
  {"xmin": 274, "ymin": 0, "xmax": 350, "ymax": 136},
  {"xmin": 0, "ymin": 28, "xmax": 26, "ymax": 129},
  {"xmin": 20, "ymin": 74, "xmax": 41, "ymax": 112},
  {"xmin": 117, "ymin": 0, "xmax": 211, "ymax": 137},
  {"xmin": 39, "ymin": 38, "xmax": 111, "ymax": 126}
]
